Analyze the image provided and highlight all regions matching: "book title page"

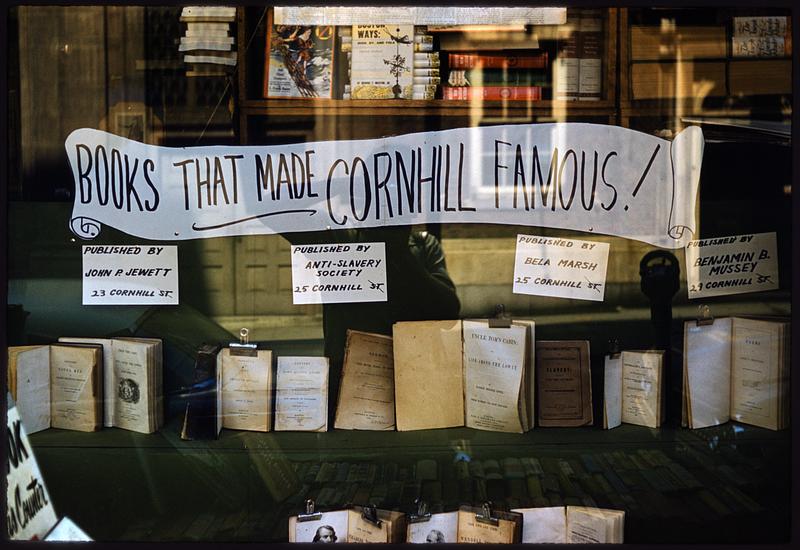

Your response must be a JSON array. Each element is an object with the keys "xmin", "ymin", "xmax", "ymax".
[
  {"xmin": 463, "ymin": 321, "xmax": 527, "ymax": 433},
  {"xmin": 537, "ymin": 341, "xmax": 592, "ymax": 426},
  {"xmin": 406, "ymin": 511, "xmax": 459, "ymax": 543},
  {"xmin": 112, "ymin": 339, "xmax": 151, "ymax": 433},
  {"xmin": 731, "ymin": 319, "xmax": 780, "ymax": 427},
  {"xmin": 50, "ymin": 345, "xmax": 100, "ymax": 431},
  {"xmin": 220, "ymin": 349, "xmax": 273, "ymax": 432},
  {"xmin": 456, "ymin": 511, "xmax": 517, "ymax": 544},
  {"xmin": 621, "ymin": 351, "xmax": 662, "ymax": 428},
  {"xmin": 275, "ymin": 356, "xmax": 329, "ymax": 432},
  {"xmin": 335, "ymin": 331, "xmax": 395, "ymax": 430}
]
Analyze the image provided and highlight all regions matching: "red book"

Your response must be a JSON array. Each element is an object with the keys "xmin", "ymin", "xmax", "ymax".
[
  {"xmin": 442, "ymin": 86, "xmax": 542, "ymax": 100},
  {"xmin": 448, "ymin": 52, "xmax": 549, "ymax": 69}
]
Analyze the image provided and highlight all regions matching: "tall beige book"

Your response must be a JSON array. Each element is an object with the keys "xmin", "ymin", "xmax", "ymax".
[
  {"xmin": 513, "ymin": 506, "xmax": 625, "ymax": 543},
  {"xmin": 456, "ymin": 505, "xmax": 522, "ymax": 543},
  {"xmin": 289, "ymin": 506, "xmax": 406, "ymax": 542},
  {"xmin": 536, "ymin": 341, "xmax": 593, "ymax": 427},
  {"xmin": 603, "ymin": 350, "xmax": 664, "ymax": 429},
  {"xmin": 683, "ymin": 316, "xmax": 790, "ymax": 430},
  {"xmin": 219, "ymin": 347, "xmax": 273, "ymax": 432},
  {"xmin": 112, "ymin": 337, "xmax": 163, "ymax": 434},
  {"xmin": 274, "ymin": 356, "xmax": 329, "ymax": 432},
  {"xmin": 8, "ymin": 344, "xmax": 103, "ymax": 433},
  {"xmin": 393, "ymin": 319, "xmax": 535, "ymax": 433},
  {"xmin": 334, "ymin": 330, "xmax": 396, "ymax": 431},
  {"xmin": 406, "ymin": 511, "xmax": 459, "ymax": 543}
]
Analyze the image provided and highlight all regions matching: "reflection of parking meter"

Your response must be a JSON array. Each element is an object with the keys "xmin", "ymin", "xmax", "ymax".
[
  {"xmin": 640, "ymin": 250, "xmax": 680, "ymax": 424},
  {"xmin": 639, "ymin": 251, "xmax": 680, "ymax": 348}
]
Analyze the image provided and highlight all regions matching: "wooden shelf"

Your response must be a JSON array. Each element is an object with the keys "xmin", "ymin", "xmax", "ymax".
[{"xmin": 241, "ymin": 98, "xmax": 616, "ymax": 117}]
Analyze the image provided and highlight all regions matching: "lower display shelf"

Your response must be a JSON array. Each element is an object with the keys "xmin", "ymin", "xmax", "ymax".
[{"xmin": 30, "ymin": 421, "xmax": 790, "ymax": 543}]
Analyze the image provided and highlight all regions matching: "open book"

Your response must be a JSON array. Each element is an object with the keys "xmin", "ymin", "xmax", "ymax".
[
  {"xmin": 536, "ymin": 341, "xmax": 593, "ymax": 427},
  {"xmin": 56, "ymin": 337, "xmax": 163, "ymax": 433},
  {"xmin": 8, "ymin": 344, "xmax": 103, "ymax": 433},
  {"xmin": 393, "ymin": 319, "xmax": 535, "ymax": 433},
  {"xmin": 406, "ymin": 506, "xmax": 522, "ymax": 543},
  {"xmin": 513, "ymin": 506, "xmax": 625, "ymax": 543},
  {"xmin": 289, "ymin": 506, "xmax": 406, "ymax": 543},
  {"xmin": 683, "ymin": 316, "xmax": 790, "ymax": 430},
  {"xmin": 603, "ymin": 350, "xmax": 665, "ymax": 429}
]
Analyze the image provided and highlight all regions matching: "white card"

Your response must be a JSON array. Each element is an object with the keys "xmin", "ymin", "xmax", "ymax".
[
  {"xmin": 291, "ymin": 242, "xmax": 387, "ymax": 304},
  {"xmin": 82, "ymin": 245, "xmax": 178, "ymax": 305},
  {"xmin": 685, "ymin": 232, "xmax": 778, "ymax": 299},
  {"xmin": 513, "ymin": 234, "xmax": 609, "ymax": 301}
]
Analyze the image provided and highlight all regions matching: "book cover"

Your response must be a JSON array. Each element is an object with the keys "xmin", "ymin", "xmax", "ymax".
[
  {"xmin": 264, "ymin": 23, "xmax": 336, "ymax": 98},
  {"xmin": 351, "ymin": 24, "xmax": 414, "ymax": 99},
  {"xmin": 442, "ymin": 86, "xmax": 542, "ymax": 100},
  {"xmin": 448, "ymin": 52, "xmax": 548, "ymax": 70},
  {"xmin": 536, "ymin": 341, "xmax": 593, "ymax": 427}
]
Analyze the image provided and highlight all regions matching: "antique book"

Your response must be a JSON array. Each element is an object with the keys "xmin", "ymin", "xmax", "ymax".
[
  {"xmin": 683, "ymin": 316, "xmax": 790, "ymax": 430},
  {"xmin": 603, "ymin": 350, "xmax": 664, "ymax": 429},
  {"xmin": 536, "ymin": 341, "xmax": 593, "ymax": 427},
  {"xmin": 442, "ymin": 86, "xmax": 542, "ymax": 100},
  {"xmin": 289, "ymin": 506, "xmax": 406, "ymax": 543},
  {"xmin": 58, "ymin": 337, "xmax": 114, "ymax": 426},
  {"xmin": 456, "ymin": 506, "xmax": 522, "ymax": 543},
  {"xmin": 350, "ymin": 24, "xmax": 414, "ymax": 99},
  {"xmin": 112, "ymin": 337, "xmax": 163, "ymax": 434},
  {"xmin": 448, "ymin": 52, "xmax": 548, "ymax": 69},
  {"xmin": 263, "ymin": 15, "xmax": 336, "ymax": 99},
  {"xmin": 393, "ymin": 319, "xmax": 535, "ymax": 433},
  {"xmin": 406, "ymin": 511, "xmax": 459, "ymax": 543},
  {"xmin": 219, "ymin": 347, "xmax": 274, "ymax": 432},
  {"xmin": 275, "ymin": 356, "xmax": 329, "ymax": 432},
  {"xmin": 334, "ymin": 330, "xmax": 396, "ymax": 431},
  {"xmin": 181, "ymin": 343, "xmax": 222, "ymax": 440},
  {"xmin": 513, "ymin": 506, "xmax": 624, "ymax": 543},
  {"xmin": 7, "ymin": 396, "xmax": 59, "ymax": 540},
  {"xmin": 7, "ymin": 344, "xmax": 103, "ymax": 433}
]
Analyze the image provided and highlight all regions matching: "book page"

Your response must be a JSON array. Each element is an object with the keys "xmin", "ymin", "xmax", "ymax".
[
  {"xmin": 684, "ymin": 319, "xmax": 732, "ymax": 428},
  {"xmin": 406, "ymin": 511, "xmax": 458, "ymax": 543},
  {"xmin": 603, "ymin": 354, "xmax": 622, "ymax": 429},
  {"xmin": 275, "ymin": 356, "xmax": 329, "ymax": 432},
  {"xmin": 220, "ymin": 349, "xmax": 273, "ymax": 432},
  {"xmin": 536, "ymin": 341, "xmax": 592, "ymax": 426},
  {"xmin": 347, "ymin": 509, "xmax": 391, "ymax": 543},
  {"xmin": 8, "ymin": 346, "xmax": 51, "ymax": 434},
  {"xmin": 730, "ymin": 318, "xmax": 781, "ymax": 429},
  {"xmin": 290, "ymin": 510, "xmax": 349, "ymax": 543},
  {"xmin": 60, "ymin": 337, "xmax": 114, "ymax": 427},
  {"xmin": 463, "ymin": 320, "xmax": 527, "ymax": 433},
  {"xmin": 566, "ymin": 506, "xmax": 609, "ymax": 543},
  {"xmin": 513, "ymin": 506, "xmax": 567, "ymax": 543},
  {"xmin": 50, "ymin": 345, "xmax": 100, "ymax": 431},
  {"xmin": 621, "ymin": 351, "xmax": 663, "ymax": 428},
  {"xmin": 393, "ymin": 320, "xmax": 464, "ymax": 431},
  {"xmin": 456, "ymin": 510, "xmax": 517, "ymax": 543},
  {"xmin": 112, "ymin": 339, "xmax": 152, "ymax": 433},
  {"xmin": 334, "ymin": 331, "xmax": 395, "ymax": 430}
]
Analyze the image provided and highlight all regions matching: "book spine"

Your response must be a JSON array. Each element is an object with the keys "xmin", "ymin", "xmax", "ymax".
[
  {"xmin": 446, "ymin": 69, "xmax": 548, "ymax": 86},
  {"xmin": 413, "ymin": 27, "xmax": 439, "ymax": 98},
  {"xmin": 578, "ymin": 9, "xmax": 603, "ymax": 101},
  {"xmin": 448, "ymin": 52, "xmax": 549, "ymax": 69},
  {"xmin": 554, "ymin": 11, "xmax": 580, "ymax": 101},
  {"xmin": 442, "ymin": 86, "xmax": 542, "ymax": 100}
]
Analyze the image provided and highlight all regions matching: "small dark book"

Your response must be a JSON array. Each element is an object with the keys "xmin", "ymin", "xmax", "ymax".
[{"xmin": 181, "ymin": 343, "xmax": 222, "ymax": 440}]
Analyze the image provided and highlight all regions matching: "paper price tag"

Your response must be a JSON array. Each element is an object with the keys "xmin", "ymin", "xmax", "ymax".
[
  {"xmin": 291, "ymin": 242, "xmax": 387, "ymax": 304},
  {"xmin": 685, "ymin": 232, "xmax": 778, "ymax": 299},
  {"xmin": 513, "ymin": 235, "xmax": 609, "ymax": 301},
  {"xmin": 82, "ymin": 245, "xmax": 178, "ymax": 305}
]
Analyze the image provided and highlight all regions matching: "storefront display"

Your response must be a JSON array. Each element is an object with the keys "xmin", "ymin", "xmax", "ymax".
[{"xmin": 5, "ymin": 3, "xmax": 793, "ymax": 544}]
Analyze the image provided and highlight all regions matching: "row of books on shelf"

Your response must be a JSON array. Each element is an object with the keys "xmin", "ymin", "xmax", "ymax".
[
  {"xmin": 289, "ymin": 502, "xmax": 624, "ymax": 544},
  {"xmin": 9, "ymin": 315, "xmax": 787, "ymax": 437},
  {"xmin": 263, "ymin": 9, "xmax": 603, "ymax": 101}
]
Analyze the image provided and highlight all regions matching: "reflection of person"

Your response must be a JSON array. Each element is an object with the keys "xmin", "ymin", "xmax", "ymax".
[
  {"xmin": 313, "ymin": 525, "xmax": 338, "ymax": 543},
  {"xmin": 286, "ymin": 226, "xmax": 460, "ymax": 422},
  {"xmin": 425, "ymin": 529, "xmax": 445, "ymax": 543}
]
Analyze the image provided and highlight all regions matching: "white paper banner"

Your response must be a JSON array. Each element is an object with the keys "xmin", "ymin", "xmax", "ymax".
[
  {"xmin": 82, "ymin": 245, "xmax": 179, "ymax": 305},
  {"xmin": 65, "ymin": 123, "xmax": 704, "ymax": 249},
  {"xmin": 685, "ymin": 232, "xmax": 779, "ymax": 299},
  {"xmin": 291, "ymin": 242, "xmax": 387, "ymax": 304},
  {"xmin": 513, "ymin": 234, "xmax": 610, "ymax": 301}
]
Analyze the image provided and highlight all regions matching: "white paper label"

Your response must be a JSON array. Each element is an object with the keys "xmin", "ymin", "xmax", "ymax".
[
  {"xmin": 685, "ymin": 232, "xmax": 779, "ymax": 299},
  {"xmin": 513, "ymin": 234, "xmax": 609, "ymax": 301},
  {"xmin": 82, "ymin": 245, "xmax": 179, "ymax": 305},
  {"xmin": 291, "ymin": 242, "xmax": 387, "ymax": 304}
]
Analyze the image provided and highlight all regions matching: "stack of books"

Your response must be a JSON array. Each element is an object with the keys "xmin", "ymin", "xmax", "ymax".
[
  {"xmin": 179, "ymin": 6, "xmax": 237, "ymax": 76},
  {"xmin": 553, "ymin": 8, "xmax": 603, "ymax": 101}
]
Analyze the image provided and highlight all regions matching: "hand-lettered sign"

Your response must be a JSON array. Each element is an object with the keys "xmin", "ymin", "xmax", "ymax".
[
  {"xmin": 65, "ymin": 123, "xmax": 704, "ymax": 249},
  {"xmin": 82, "ymin": 245, "xmax": 179, "ymax": 305},
  {"xmin": 291, "ymin": 242, "xmax": 387, "ymax": 304},
  {"xmin": 513, "ymin": 234, "xmax": 610, "ymax": 301},
  {"xmin": 685, "ymin": 232, "xmax": 779, "ymax": 299}
]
